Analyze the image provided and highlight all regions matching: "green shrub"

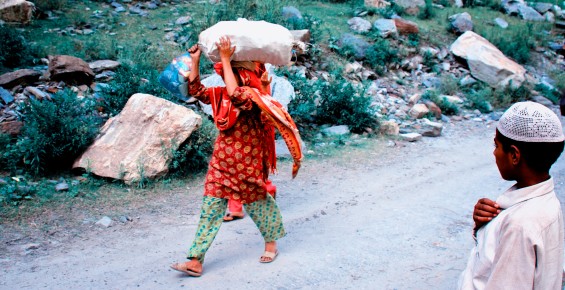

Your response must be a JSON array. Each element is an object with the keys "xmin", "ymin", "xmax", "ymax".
[
  {"xmin": 8, "ymin": 89, "xmax": 102, "ymax": 176},
  {"xmin": 422, "ymin": 50, "xmax": 436, "ymax": 70},
  {"xmin": 0, "ymin": 26, "xmax": 34, "ymax": 69},
  {"xmin": 99, "ymin": 63, "xmax": 174, "ymax": 116},
  {"xmin": 168, "ymin": 115, "xmax": 218, "ymax": 176},
  {"xmin": 418, "ymin": 0, "xmax": 436, "ymax": 20},
  {"xmin": 365, "ymin": 38, "xmax": 399, "ymax": 75},
  {"xmin": 534, "ymin": 83, "xmax": 559, "ymax": 104},
  {"xmin": 439, "ymin": 74, "xmax": 460, "ymax": 96},
  {"xmin": 284, "ymin": 69, "xmax": 378, "ymax": 134},
  {"xmin": 463, "ymin": 82, "xmax": 533, "ymax": 109},
  {"xmin": 490, "ymin": 83, "xmax": 532, "ymax": 107},
  {"xmin": 406, "ymin": 33, "xmax": 420, "ymax": 47},
  {"xmin": 465, "ymin": 86, "xmax": 494, "ymax": 113},
  {"xmin": 371, "ymin": 2, "xmax": 404, "ymax": 18},
  {"xmin": 0, "ymin": 176, "xmax": 37, "ymax": 206},
  {"xmin": 33, "ymin": 0, "xmax": 68, "ymax": 11},
  {"xmin": 423, "ymin": 89, "xmax": 460, "ymax": 115}
]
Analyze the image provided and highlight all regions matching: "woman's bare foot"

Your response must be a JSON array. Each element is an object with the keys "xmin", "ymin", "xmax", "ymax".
[
  {"xmin": 223, "ymin": 212, "xmax": 244, "ymax": 222},
  {"xmin": 170, "ymin": 259, "xmax": 203, "ymax": 277}
]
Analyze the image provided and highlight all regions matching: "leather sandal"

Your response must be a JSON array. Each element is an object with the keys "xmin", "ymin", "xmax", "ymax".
[
  {"xmin": 170, "ymin": 262, "xmax": 202, "ymax": 277},
  {"xmin": 259, "ymin": 250, "xmax": 278, "ymax": 263}
]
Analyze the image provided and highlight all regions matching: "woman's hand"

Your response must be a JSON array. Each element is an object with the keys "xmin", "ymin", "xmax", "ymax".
[
  {"xmin": 260, "ymin": 71, "xmax": 272, "ymax": 94},
  {"xmin": 261, "ymin": 71, "xmax": 272, "ymax": 86},
  {"xmin": 186, "ymin": 44, "xmax": 201, "ymax": 82},
  {"xmin": 188, "ymin": 44, "xmax": 201, "ymax": 59},
  {"xmin": 216, "ymin": 36, "xmax": 235, "ymax": 61}
]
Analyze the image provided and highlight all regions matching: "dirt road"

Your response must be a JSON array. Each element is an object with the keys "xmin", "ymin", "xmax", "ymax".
[{"xmin": 2, "ymin": 118, "xmax": 565, "ymax": 290}]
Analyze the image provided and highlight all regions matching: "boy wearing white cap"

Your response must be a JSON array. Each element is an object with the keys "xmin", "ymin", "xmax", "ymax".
[{"xmin": 458, "ymin": 101, "xmax": 565, "ymax": 290}]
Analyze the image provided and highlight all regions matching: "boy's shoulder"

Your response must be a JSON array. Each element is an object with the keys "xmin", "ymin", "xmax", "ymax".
[{"xmin": 498, "ymin": 190, "xmax": 562, "ymax": 235}]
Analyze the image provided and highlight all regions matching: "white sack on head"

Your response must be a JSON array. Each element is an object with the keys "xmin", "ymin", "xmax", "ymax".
[{"xmin": 198, "ymin": 19, "xmax": 293, "ymax": 66}]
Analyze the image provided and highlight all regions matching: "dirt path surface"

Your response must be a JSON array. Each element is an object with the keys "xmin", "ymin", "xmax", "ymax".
[{"xmin": 2, "ymin": 118, "xmax": 565, "ymax": 290}]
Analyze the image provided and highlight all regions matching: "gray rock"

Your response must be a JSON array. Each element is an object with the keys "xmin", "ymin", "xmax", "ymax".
[
  {"xmin": 449, "ymin": 12, "xmax": 473, "ymax": 35},
  {"xmin": 488, "ymin": 111, "xmax": 504, "ymax": 121},
  {"xmin": 95, "ymin": 71, "xmax": 116, "ymax": 80},
  {"xmin": 347, "ymin": 17, "xmax": 372, "ymax": 33},
  {"xmin": 418, "ymin": 118, "xmax": 443, "ymax": 137},
  {"xmin": 96, "ymin": 216, "xmax": 113, "ymax": 228},
  {"xmin": 494, "ymin": 17, "xmax": 508, "ymax": 29},
  {"xmin": 89, "ymin": 60, "xmax": 120, "ymax": 72},
  {"xmin": 373, "ymin": 19, "xmax": 397, "ymax": 38},
  {"xmin": 532, "ymin": 95, "xmax": 554, "ymax": 106},
  {"xmin": 24, "ymin": 86, "xmax": 50, "ymax": 100},
  {"xmin": 519, "ymin": 5, "xmax": 545, "ymax": 21},
  {"xmin": 337, "ymin": 33, "xmax": 370, "ymax": 60},
  {"xmin": 422, "ymin": 76, "xmax": 441, "ymax": 89},
  {"xmin": 55, "ymin": 182, "xmax": 69, "ymax": 192},
  {"xmin": 533, "ymin": 2, "xmax": 553, "ymax": 14},
  {"xmin": 115, "ymin": 7, "xmax": 126, "ymax": 13},
  {"xmin": 0, "ymin": 87, "xmax": 14, "ymax": 104},
  {"xmin": 501, "ymin": 0, "xmax": 523, "ymax": 16},
  {"xmin": 400, "ymin": 132, "xmax": 422, "ymax": 142},
  {"xmin": 321, "ymin": 125, "xmax": 350, "ymax": 136},
  {"xmin": 175, "ymin": 16, "xmax": 191, "ymax": 26},
  {"xmin": 545, "ymin": 12, "xmax": 555, "ymax": 22},
  {"xmin": 459, "ymin": 75, "xmax": 477, "ymax": 86},
  {"xmin": 282, "ymin": 6, "xmax": 302, "ymax": 20},
  {"xmin": 0, "ymin": 69, "xmax": 41, "ymax": 89},
  {"xmin": 119, "ymin": 216, "xmax": 132, "ymax": 223},
  {"xmin": 111, "ymin": 2, "xmax": 123, "ymax": 9}
]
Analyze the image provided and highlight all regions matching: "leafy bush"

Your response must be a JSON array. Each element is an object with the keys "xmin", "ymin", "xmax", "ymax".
[
  {"xmin": 168, "ymin": 115, "xmax": 218, "ymax": 176},
  {"xmin": 418, "ymin": 0, "xmax": 436, "ymax": 20},
  {"xmin": 534, "ymin": 83, "xmax": 559, "ymax": 104},
  {"xmin": 490, "ymin": 83, "xmax": 532, "ymax": 107},
  {"xmin": 439, "ymin": 74, "xmax": 460, "ymax": 96},
  {"xmin": 284, "ymin": 69, "xmax": 378, "ymax": 134},
  {"xmin": 422, "ymin": 89, "xmax": 460, "ymax": 115},
  {"xmin": 465, "ymin": 86, "xmax": 494, "ymax": 113},
  {"xmin": 406, "ymin": 33, "xmax": 420, "ymax": 47},
  {"xmin": 5, "ymin": 89, "xmax": 102, "ymax": 176},
  {"xmin": 33, "ymin": 0, "xmax": 68, "ymax": 11},
  {"xmin": 463, "ymin": 82, "xmax": 533, "ymax": 110},
  {"xmin": 0, "ymin": 176, "xmax": 37, "ymax": 206},
  {"xmin": 0, "ymin": 26, "xmax": 35, "ymax": 70},
  {"xmin": 367, "ymin": 2, "xmax": 404, "ymax": 18},
  {"xmin": 99, "ymin": 63, "xmax": 174, "ymax": 116},
  {"xmin": 422, "ymin": 50, "xmax": 436, "ymax": 71},
  {"xmin": 365, "ymin": 38, "xmax": 399, "ymax": 75}
]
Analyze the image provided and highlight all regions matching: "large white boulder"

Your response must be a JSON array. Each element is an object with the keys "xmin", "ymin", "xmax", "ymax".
[
  {"xmin": 450, "ymin": 31, "xmax": 526, "ymax": 88},
  {"xmin": 73, "ymin": 93, "xmax": 202, "ymax": 184}
]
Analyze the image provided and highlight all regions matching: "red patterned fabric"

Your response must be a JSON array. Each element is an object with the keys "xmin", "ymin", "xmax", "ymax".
[{"xmin": 188, "ymin": 64, "xmax": 302, "ymax": 203}]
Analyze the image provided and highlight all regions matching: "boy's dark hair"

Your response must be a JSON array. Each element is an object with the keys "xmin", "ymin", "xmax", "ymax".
[{"xmin": 496, "ymin": 129, "xmax": 564, "ymax": 173}]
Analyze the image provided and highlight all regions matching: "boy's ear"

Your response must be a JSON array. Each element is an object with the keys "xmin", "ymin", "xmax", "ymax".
[{"xmin": 509, "ymin": 145, "xmax": 521, "ymax": 166}]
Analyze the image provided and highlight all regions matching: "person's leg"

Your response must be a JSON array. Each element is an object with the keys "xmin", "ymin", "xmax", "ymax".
[
  {"xmin": 224, "ymin": 199, "xmax": 244, "ymax": 221},
  {"xmin": 244, "ymin": 194, "xmax": 285, "ymax": 262},
  {"xmin": 187, "ymin": 196, "xmax": 227, "ymax": 262},
  {"xmin": 171, "ymin": 195, "xmax": 227, "ymax": 275}
]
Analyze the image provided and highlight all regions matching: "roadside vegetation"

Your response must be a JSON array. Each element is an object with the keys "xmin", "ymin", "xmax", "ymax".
[{"xmin": 1, "ymin": 0, "xmax": 564, "ymax": 210}]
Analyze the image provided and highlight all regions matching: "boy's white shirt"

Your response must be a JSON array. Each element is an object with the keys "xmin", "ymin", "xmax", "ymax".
[{"xmin": 458, "ymin": 178, "xmax": 564, "ymax": 290}]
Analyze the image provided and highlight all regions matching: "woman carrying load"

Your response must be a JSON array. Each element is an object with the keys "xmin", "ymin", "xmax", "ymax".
[{"xmin": 170, "ymin": 36, "xmax": 302, "ymax": 277}]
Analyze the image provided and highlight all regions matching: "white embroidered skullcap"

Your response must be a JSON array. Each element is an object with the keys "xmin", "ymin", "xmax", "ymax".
[{"xmin": 497, "ymin": 101, "xmax": 565, "ymax": 142}]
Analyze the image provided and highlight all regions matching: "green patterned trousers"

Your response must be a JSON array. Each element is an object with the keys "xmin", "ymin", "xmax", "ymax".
[{"xmin": 187, "ymin": 194, "xmax": 285, "ymax": 263}]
